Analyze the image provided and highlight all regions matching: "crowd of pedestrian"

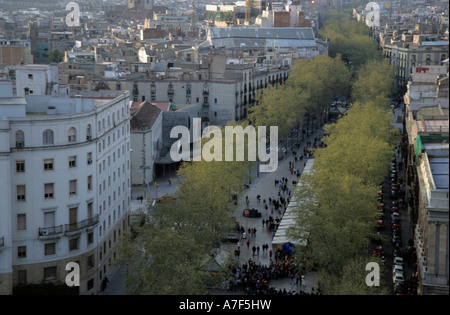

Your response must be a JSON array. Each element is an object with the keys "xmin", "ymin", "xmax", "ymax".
[
  {"xmin": 226, "ymin": 258, "xmax": 321, "ymax": 295},
  {"xmin": 226, "ymin": 132, "xmax": 326, "ymax": 295}
]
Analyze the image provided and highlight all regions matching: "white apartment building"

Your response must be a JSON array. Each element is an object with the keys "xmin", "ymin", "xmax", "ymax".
[
  {"xmin": 0, "ymin": 86, "xmax": 132, "ymax": 295},
  {"xmin": 15, "ymin": 64, "xmax": 59, "ymax": 97}
]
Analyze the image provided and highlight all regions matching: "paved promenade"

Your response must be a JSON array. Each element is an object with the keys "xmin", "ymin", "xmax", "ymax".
[{"xmin": 103, "ymin": 126, "xmax": 325, "ymax": 295}]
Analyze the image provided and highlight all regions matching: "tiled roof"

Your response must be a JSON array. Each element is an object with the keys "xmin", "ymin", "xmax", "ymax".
[{"xmin": 130, "ymin": 100, "xmax": 161, "ymax": 131}]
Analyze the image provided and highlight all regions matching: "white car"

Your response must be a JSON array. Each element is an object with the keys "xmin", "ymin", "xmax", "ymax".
[
  {"xmin": 393, "ymin": 257, "xmax": 404, "ymax": 266},
  {"xmin": 392, "ymin": 265, "xmax": 403, "ymax": 274},
  {"xmin": 393, "ymin": 272, "xmax": 404, "ymax": 283}
]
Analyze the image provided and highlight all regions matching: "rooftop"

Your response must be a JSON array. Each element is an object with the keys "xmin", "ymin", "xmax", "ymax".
[{"xmin": 428, "ymin": 156, "xmax": 449, "ymax": 190}]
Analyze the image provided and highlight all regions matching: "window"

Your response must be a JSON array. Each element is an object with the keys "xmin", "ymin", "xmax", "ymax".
[
  {"xmin": 44, "ymin": 159, "xmax": 54, "ymax": 171},
  {"xmin": 28, "ymin": 74, "xmax": 33, "ymax": 79},
  {"xmin": 43, "ymin": 129, "xmax": 54, "ymax": 145},
  {"xmin": 16, "ymin": 130, "xmax": 25, "ymax": 147},
  {"xmin": 17, "ymin": 185, "xmax": 26, "ymax": 201},
  {"xmin": 16, "ymin": 160, "xmax": 25, "ymax": 172},
  {"xmin": 87, "ymin": 255, "xmax": 94, "ymax": 269},
  {"xmin": 69, "ymin": 238, "xmax": 79, "ymax": 251},
  {"xmin": 44, "ymin": 211, "xmax": 55, "ymax": 228},
  {"xmin": 69, "ymin": 156, "xmax": 76, "ymax": 168},
  {"xmin": 44, "ymin": 183, "xmax": 54, "ymax": 199},
  {"xmin": 43, "ymin": 266, "xmax": 57, "ymax": 281},
  {"xmin": 69, "ymin": 207, "xmax": 77, "ymax": 229},
  {"xmin": 87, "ymin": 175, "xmax": 92, "ymax": 190},
  {"xmin": 68, "ymin": 127, "xmax": 76, "ymax": 143},
  {"xmin": 86, "ymin": 125, "xmax": 92, "ymax": 140},
  {"xmin": 87, "ymin": 232, "xmax": 94, "ymax": 245},
  {"xmin": 45, "ymin": 243, "xmax": 56, "ymax": 255},
  {"xmin": 18, "ymin": 246, "xmax": 26, "ymax": 258},
  {"xmin": 17, "ymin": 214, "xmax": 26, "ymax": 230},
  {"xmin": 69, "ymin": 180, "xmax": 77, "ymax": 196},
  {"xmin": 87, "ymin": 152, "xmax": 92, "ymax": 165}
]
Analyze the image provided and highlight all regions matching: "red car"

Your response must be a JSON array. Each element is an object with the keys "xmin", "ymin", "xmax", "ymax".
[{"xmin": 375, "ymin": 220, "xmax": 384, "ymax": 230}]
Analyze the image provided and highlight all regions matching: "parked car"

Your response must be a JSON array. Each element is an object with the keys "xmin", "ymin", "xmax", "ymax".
[
  {"xmin": 391, "ymin": 223, "xmax": 401, "ymax": 231},
  {"xmin": 394, "ymin": 257, "xmax": 404, "ymax": 266},
  {"xmin": 373, "ymin": 245, "xmax": 385, "ymax": 256},
  {"xmin": 375, "ymin": 220, "xmax": 384, "ymax": 231},
  {"xmin": 393, "ymin": 264, "xmax": 404, "ymax": 274},
  {"xmin": 391, "ymin": 212, "xmax": 400, "ymax": 221},
  {"xmin": 393, "ymin": 272, "xmax": 404, "ymax": 284},
  {"xmin": 394, "ymin": 283, "xmax": 405, "ymax": 295},
  {"xmin": 390, "ymin": 190, "xmax": 399, "ymax": 199}
]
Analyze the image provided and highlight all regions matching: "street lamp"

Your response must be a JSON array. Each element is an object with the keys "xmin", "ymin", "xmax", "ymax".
[{"xmin": 140, "ymin": 165, "xmax": 151, "ymax": 203}]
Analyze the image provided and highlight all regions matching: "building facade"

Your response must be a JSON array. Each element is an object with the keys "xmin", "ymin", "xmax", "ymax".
[
  {"xmin": 403, "ymin": 61, "xmax": 449, "ymax": 295},
  {"xmin": 0, "ymin": 87, "xmax": 132, "ymax": 295}
]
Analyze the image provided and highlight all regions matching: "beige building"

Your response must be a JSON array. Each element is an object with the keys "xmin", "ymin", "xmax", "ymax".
[
  {"xmin": 130, "ymin": 101, "xmax": 163, "ymax": 187},
  {"xmin": 404, "ymin": 61, "xmax": 449, "ymax": 295}
]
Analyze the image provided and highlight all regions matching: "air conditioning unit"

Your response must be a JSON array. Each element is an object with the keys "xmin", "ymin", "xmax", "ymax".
[
  {"xmin": 87, "ymin": 159, "xmax": 92, "ymax": 164},
  {"xmin": 42, "ymin": 230, "xmax": 49, "ymax": 236}
]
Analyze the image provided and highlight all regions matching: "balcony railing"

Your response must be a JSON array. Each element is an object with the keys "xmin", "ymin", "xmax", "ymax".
[
  {"xmin": 39, "ymin": 225, "xmax": 64, "ymax": 237},
  {"xmin": 64, "ymin": 215, "xmax": 100, "ymax": 234}
]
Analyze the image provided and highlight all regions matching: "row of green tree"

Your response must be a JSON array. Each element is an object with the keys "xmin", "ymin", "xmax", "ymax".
[{"xmin": 284, "ymin": 11, "xmax": 401, "ymax": 294}]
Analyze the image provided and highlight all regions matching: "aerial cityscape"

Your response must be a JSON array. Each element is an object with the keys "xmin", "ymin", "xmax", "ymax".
[{"xmin": 0, "ymin": 0, "xmax": 448, "ymax": 300}]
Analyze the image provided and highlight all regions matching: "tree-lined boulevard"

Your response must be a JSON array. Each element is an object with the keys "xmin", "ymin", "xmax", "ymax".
[{"xmin": 113, "ymin": 4, "xmax": 403, "ymax": 295}]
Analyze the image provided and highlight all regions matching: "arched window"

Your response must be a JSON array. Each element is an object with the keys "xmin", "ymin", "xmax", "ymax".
[
  {"xmin": 16, "ymin": 130, "xmax": 25, "ymax": 147},
  {"xmin": 43, "ymin": 129, "xmax": 54, "ymax": 145},
  {"xmin": 68, "ymin": 127, "xmax": 76, "ymax": 143}
]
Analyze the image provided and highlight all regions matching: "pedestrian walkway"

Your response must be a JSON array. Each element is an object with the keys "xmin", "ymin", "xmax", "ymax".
[
  {"xmin": 220, "ymin": 126, "xmax": 325, "ymax": 294},
  {"xmin": 104, "ymin": 126, "xmax": 325, "ymax": 295}
]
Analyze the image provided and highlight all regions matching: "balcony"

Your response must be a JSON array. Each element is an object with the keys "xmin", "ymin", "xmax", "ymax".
[
  {"xmin": 39, "ymin": 225, "xmax": 64, "ymax": 239},
  {"xmin": 64, "ymin": 215, "xmax": 99, "ymax": 236}
]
